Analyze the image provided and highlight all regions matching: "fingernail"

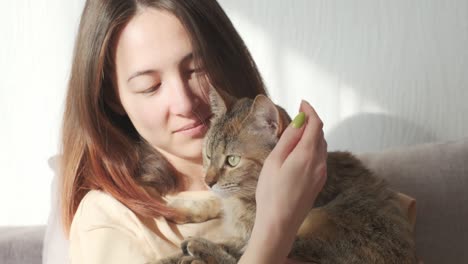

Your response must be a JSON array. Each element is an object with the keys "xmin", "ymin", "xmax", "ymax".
[{"xmin": 291, "ymin": 112, "xmax": 306, "ymax": 128}]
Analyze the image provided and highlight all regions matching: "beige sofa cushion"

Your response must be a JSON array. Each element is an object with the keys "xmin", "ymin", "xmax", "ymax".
[{"xmin": 358, "ymin": 138, "xmax": 468, "ymax": 264}]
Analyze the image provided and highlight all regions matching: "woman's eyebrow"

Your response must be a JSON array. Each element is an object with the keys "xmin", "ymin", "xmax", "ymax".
[{"xmin": 127, "ymin": 53, "xmax": 193, "ymax": 83}]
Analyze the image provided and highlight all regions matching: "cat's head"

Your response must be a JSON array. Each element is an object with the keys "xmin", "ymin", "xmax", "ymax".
[{"xmin": 202, "ymin": 87, "xmax": 291, "ymax": 198}]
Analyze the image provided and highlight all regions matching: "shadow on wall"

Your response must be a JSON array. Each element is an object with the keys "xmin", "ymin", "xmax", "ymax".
[
  {"xmin": 326, "ymin": 113, "xmax": 438, "ymax": 153},
  {"xmin": 218, "ymin": 0, "xmax": 468, "ymax": 149},
  {"xmin": 216, "ymin": 3, "xmax": 468, "ymax": 263}
]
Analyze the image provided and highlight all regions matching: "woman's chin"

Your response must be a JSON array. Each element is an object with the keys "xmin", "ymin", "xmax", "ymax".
[{"xmin": 167, "ymin": 140, "xmax": 204, "ymax": 163}]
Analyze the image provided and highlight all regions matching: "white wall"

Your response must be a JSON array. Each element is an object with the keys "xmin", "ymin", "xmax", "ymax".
[
  {"xmin": 219, "ymin": 0, "xmax": 468, "ymax": 152},
  {"xmin": 1, "ymin": 1, "xmax": 85, "ymax": 226},
  {"xmin": 1, "ymin": 0, "xmax": 467, "ymax": 225}
]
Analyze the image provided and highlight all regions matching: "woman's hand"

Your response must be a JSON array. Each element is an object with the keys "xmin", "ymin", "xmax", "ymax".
[
  {"xmin": 239, "ymin": 100, "xmax": 327, "ymax": 264},
  {"xmin": 256, "ymin": 100, "xmax": 327, "ymax": 230}
]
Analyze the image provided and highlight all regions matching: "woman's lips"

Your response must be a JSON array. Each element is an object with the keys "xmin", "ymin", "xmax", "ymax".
[
  {"xmin": 175, "ymin": 120, "xmax": 203, "ymax": 132},
  {"xmin": 178, "ymin": 122, "xmax": 207, "ymax": 137},
  {"xmin": 174, "ymin": 115, "xmax": 211, "ymax": 137}
]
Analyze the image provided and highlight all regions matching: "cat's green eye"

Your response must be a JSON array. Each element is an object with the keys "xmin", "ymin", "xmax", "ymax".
[{"xmin": 226, "ymin": 155, "xmax": 241, "ymax": 167}]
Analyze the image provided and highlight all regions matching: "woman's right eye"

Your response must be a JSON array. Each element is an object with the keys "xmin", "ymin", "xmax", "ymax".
[{"xmin": 142, "ymin": 83, "xmax": 161, "ymax": 94}]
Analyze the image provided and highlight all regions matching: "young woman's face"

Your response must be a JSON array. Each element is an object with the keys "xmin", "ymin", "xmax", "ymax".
[{"xmin": 114, "ymin": 8, "xmax": 211, "ymax": 163}]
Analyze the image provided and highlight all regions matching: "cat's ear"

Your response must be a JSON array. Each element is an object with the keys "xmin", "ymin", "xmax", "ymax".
[
  {"xmin": 248, "ymin": 95, "xmax": 290, "ymax": 138},
  {"xmin": 208, "ymin": 84, "xmax": 235, "ymax": 118}
]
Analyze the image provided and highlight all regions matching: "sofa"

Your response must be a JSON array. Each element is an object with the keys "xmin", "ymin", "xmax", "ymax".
[{"xmin": 1, "ymin": 138, "xmax": 467, "ymax": 264}]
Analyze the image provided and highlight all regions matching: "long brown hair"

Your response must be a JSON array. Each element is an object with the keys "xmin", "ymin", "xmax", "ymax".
[{"xmin": 61, "ymin": 0, "xmax": 267, "ymax": 235}]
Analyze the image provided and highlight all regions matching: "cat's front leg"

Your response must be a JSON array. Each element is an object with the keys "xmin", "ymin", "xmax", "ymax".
[
  {"xmin": 181, "ymin": 237, "xmax": 237, "ymax": 264},
  {"xmin": 150, "ymin": 252, "xmax": 207, "ymax": 264},
  {"xmin": 164, "ymin": 196, "xmax": 222, "ymax": 224}
]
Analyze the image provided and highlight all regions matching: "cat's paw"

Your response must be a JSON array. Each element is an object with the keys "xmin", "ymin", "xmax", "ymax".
[
  {"xmin": 178, "ymin": 256, "xmax": 207, "ymax": 264},
  {"xmin": 181, "ymin": 237, "xmax": 236, "ymax": 264},
  {"xmin": 148, "ymin": 254, "xmax": 180, "ymax": 264},
  {"xmin": 165, "ymin": 196, "xmax": 222, "ymax": 224},
  {"xmin": 181, "ymin": 237, "xmax": 216, "ymax": 259},
  {"xmin": 150, "ymin": 253, "xmax": 206, "ymax": 264}
]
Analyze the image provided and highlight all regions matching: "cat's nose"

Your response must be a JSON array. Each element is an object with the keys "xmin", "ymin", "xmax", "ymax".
[
  {"xmin": 205, "ymin": 175, "xmax": 216, "ymax": 187},
  {"xmin": 205, "ymin": 169, "xmax": 218, "ymax": 187}
]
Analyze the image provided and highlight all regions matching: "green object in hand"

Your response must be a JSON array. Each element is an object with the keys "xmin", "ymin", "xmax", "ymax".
[{"xmin": 291, "ymin": 112, "xmax": 306, "ymax": 128}]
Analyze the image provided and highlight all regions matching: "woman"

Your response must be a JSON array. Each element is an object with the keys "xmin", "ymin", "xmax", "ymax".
[{"xmin": 61, "ymin": 0, "xmax": 327, "ymax": 263}]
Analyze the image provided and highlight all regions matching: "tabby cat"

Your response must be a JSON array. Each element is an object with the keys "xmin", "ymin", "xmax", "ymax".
[{"xmin": 153, "ymin": 89, "xmax": 417, "ymax": 264}]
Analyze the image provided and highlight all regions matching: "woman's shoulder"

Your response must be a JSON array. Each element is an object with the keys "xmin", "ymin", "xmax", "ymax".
[
  {"xmin": 71, "ymin": 190, "xmax": 142, "ymax": 232},
  {"xmin": 79, "ymin": 189, "xmax": 123, "ymax": 209},
  {"xmin": 76, "ymin": 189, "xmax": 127, "ymax": 215},
  {"xmin": 69, "ymin": 191, "xmax": 167, "ymax": 261}
]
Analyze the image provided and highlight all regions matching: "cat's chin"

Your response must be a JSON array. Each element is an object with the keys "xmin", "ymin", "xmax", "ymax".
[{"xmin": 210, "ymin": 183, "xmax": 234, "ymax": 198}]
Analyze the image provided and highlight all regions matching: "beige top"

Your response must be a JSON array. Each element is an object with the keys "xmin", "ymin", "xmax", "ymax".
[
  {"xmin": 69, "ymin": 190, "xmax": 227, "ymax": 264},
  {"xmin": 69, "ymin": 190, "xmax": 416, "ymax": 264}
]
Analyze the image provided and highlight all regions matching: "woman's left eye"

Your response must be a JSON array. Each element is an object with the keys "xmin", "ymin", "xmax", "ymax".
[
  {"xmin": 142, "ymin": 83, "xmax": 161, "ymax": 94},
  {"xmin": 226, "ymin": 155, "xmax": 241, "ymax": 167},
  {"xmin": 186, "ymin": 68, "xmax": 203, "ymax": 76}
]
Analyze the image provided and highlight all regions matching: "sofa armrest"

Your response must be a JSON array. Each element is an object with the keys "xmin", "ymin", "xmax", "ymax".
[{"xmin": 0, "ymin": 226, "xmax": 45, "ymax": 264}]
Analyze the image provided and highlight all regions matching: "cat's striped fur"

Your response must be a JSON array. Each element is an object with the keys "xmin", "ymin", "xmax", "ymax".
[{"xmin": 154, "ymin": 89, "xmax": 417, "ymax": 264}]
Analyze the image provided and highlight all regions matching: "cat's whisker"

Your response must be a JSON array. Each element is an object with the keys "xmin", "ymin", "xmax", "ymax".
[
  {"xmin": 211, "ymin": 183, "xmax": 244, "ymax": 197},
  {"xmin": 237, "ymin": 187, "xmax": 255, "ymax": 197}
]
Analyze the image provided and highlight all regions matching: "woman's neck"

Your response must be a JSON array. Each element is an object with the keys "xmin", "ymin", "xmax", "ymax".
[
  {"xmin": 158, "ymin": 149, "xmax": 209, "ymax": 192},
  {"xmin": 177, "ymin": 163, "xmax": 209, "ymax": 192}
]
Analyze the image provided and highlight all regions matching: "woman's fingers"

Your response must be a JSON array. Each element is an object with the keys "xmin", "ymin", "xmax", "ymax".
[
  {"xmin": 283, "ymin": 100, "xmax": 328, "ymax": 200},
  {"xmin": 268, "ymin": 110, "xmax": 306, "ymax": 165},
  {"xmin": 285, "ymin": 101, "xmax": 325, "ymax": 163},
  {"xmin": 295, "ymin": 100, "xmax": 324, "ymax": 152}
]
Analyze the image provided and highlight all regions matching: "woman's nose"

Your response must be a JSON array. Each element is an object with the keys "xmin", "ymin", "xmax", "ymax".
[{"xmin": 168, "ymin": 73, "xmax": 199, "ymax": 116}]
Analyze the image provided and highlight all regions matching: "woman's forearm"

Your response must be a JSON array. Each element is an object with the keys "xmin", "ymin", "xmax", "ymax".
[{"xmin": 238, "ymin": 219, "xmax": 297, "ymax": 264}]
